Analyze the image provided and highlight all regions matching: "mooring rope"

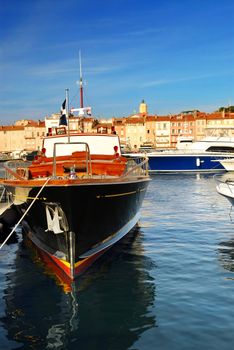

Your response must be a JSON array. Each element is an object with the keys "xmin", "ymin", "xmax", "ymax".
[
  {"xmin": 0, "ymin": 186, "xmax": 6, "ymax": 203},
  {"xmin": 0, "ymin": 177, "xmax": 51, "ymax": 249}
]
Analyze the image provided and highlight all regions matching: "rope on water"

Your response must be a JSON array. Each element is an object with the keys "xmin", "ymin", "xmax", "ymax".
[{"xmin": 0, "ymin": 177, "xmax": 51, "ymax": 249}]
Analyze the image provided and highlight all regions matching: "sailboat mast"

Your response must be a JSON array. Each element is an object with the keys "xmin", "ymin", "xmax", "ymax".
[
  {"xmin": 79, "ymin": 50, "xmax": 84, "ymax": 108},
  {"xmin": 66, "ymin": 88, "xmax": 70, "ymax": 142}
]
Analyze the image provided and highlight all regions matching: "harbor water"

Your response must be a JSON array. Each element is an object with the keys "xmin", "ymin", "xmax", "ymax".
[{"xmin": 1, "ymin": 174, "xmax": 234, "ymax": 349}]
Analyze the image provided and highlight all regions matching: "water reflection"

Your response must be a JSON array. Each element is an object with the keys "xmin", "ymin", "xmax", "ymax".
[
  {"xmin": 1, "ymin": 227, "xmax": 156, "ymax": 349},
  {"xmin": 218, "ymin": 237, "xmax": 234, "ymax": 273}
]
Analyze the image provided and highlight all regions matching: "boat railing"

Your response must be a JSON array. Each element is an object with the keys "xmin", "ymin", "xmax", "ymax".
[
  {"xmin": 3, "ymin": 160, "xmax": 31, "ymax": 180},
  {"xmin": 124, "ymin": 155, "xmax": 149, "ymax": 177},
  {"xmin": 2, "ymin": 147, "xmax": 148, "ymax": 181},
  {"xmin": 140, "ymin": 149, "xmax": 234, "ymax": 155},
  {"xmin": 0, "ymin": 185, "xmax": 7, "ymax": 203},
  {"xmin": 52, "ymin": 142, "xmax": 92, "ymax": 178}
]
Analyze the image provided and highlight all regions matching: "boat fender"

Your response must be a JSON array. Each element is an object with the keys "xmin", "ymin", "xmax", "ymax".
[
  {"xmin": 0, "ymin": 222, "xmax": 4, "ymax": 234},
  {"xmin": 0, "ymin": 204, "xmax": 22, "ymax": 232},
  {"xmin": 196, "ymin": 158, "xmax": 201, "ymax": 167},
  {"xmin": 0, "ymin": 221, "xmax": 18, "ymax": 243}
]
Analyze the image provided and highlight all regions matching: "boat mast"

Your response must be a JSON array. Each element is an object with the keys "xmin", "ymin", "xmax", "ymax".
[
  {"xmin": 79, "ymin": 50, "xmax": 84, "ymax": 133},
  {"xmin": 79, "ymin": 50, "xmax": 84, "ymax": 109},
  {"xmin": 66, "ymin": 88, "xmax": 70, "ymax": 142}
]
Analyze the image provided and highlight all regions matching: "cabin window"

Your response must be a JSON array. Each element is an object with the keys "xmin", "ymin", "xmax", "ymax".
[{"xmin": 206, "ymin": 146, "xmax": 234, "ymax": 153}]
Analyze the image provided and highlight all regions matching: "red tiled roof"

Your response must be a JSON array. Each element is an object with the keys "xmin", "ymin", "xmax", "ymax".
[
  {"xmin": 126, "ymin": 117, "xmax": 145, "ymax": 124},
  {"xmin": 0, "ymin": 125, "xmax": 24, "ymax": 131}
]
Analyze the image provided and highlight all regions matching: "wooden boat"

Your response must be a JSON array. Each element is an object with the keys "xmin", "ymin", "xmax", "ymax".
[{"xmin": 0, "ymin": 132, "xmax": 150, "ymax": 280}]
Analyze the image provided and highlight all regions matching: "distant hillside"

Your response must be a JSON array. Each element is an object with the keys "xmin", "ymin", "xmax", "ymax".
[{"xmin": 218, "ymin": 106, "xmax": 234, "ymax": 112}]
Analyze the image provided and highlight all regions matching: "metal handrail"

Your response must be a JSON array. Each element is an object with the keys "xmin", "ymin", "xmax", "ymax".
[
  {"xmin": 0, "ymin": 186, "xmax": 6, "ymax": 202},
  {"xmin": 122, "ymin": 156, "xmax": 148, "ymax": 177},
  {"xmin": 52, "ymin": 142, "xmax": 92, "ymax": 178},
  {"xmin": 3, "ymin": 160, "xmax": 30, "ymax": 180}
]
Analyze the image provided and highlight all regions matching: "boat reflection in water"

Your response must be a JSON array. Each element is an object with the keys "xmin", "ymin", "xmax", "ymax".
[
  {"xmin": 1, "ymin": 227, "xmax": 156, "ymax": 350},
  {"xmin": 218, "ymin": 237, "xmax": 234, "ymax": 275}
]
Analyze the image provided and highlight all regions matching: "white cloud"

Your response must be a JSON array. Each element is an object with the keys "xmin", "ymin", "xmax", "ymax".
[{"xmin": 142, "ymin": 71, "xmax": 234, "ymax": 88}]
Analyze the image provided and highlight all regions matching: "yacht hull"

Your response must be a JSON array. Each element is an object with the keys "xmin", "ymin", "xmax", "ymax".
[{"xmin": 4, "ymin": 178, "xmax": 149, "ymax": 279}]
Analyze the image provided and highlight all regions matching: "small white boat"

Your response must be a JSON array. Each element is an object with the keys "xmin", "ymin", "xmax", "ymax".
[{"xmin": 215, "ymin": 174, "xmax": 234, "ymax": 205}]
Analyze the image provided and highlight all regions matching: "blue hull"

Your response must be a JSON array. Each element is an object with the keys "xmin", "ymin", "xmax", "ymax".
[{"xmin": 147, "ymin": 154, "xmax": 227, "ymax": 173}]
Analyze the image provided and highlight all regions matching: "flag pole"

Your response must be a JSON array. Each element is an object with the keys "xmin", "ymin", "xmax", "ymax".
[{"xmin": 66, "ymin": 88, "xmax": 70, "ymax": 142}]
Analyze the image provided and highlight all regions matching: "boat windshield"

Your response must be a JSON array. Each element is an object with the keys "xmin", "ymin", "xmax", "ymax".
[
  {"xmin": 43, "ymin": 134, "xmax": 121, "ymax": 158},
  {"xmin": 206, "ymin": 146, "xmax": 234, "ymax": 153}
]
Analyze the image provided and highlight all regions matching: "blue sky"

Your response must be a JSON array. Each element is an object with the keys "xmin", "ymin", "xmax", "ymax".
[{"xmin": 1, "ymin": 0, "xmax": 233, "ymax": 124}]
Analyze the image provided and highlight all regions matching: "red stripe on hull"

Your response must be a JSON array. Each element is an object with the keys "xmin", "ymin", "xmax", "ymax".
[
  {"xmin": 48, "ymin": 246, "xmax": 110, "ymax": 279},
  {"xmin": 27, "ymin": 237, "xmax": 111, "ymax": 285}
]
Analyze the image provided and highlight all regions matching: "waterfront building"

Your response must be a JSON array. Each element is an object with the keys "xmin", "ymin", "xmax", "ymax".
[
  {"xmin": 206, "ymin": 112, "xmax": 234, "ymax": 134},
  {"xmin": 169, "ymin": 113, "xmax": 196, "ymax": 148},
  {"xmin": 0, "ymin": 125, "xmax": 24, "ymax": 154},
  {"xmin": 1, "ymin": 104, "xmax": 234, "ymax": 154},
  {"xmin": 45, "ymin": 113, "xmax": 94, "ymax": 135},
  {"xmin": 0, "ymin": 120, "xmax": 45, "ymax": 155},
  {"xmin": 154, "ymin": 116, "xmax": 171, "ymax": 148},
  {"xmin": 144, "ymin": 116, "xmax": 156, "ymax": 147},
  {"xmin": 124, "ymin": 116, "xmax": 144, "ymax": 149},
  {"xmin": 121, "ymin": 100, "xmax": 151, "ymax": 150},
  {"xmin": 194, "ymin": 112, "xmax": 207, "ymax": 140},
  {"xmin": 113, "ymin": 118, "xmax": 127, "ymax": 147}
]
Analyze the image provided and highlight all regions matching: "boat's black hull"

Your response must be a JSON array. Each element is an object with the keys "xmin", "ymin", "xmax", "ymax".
[{"xmin": 5, "ymin": 178, "xmax": 149, "ymax": 278}]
